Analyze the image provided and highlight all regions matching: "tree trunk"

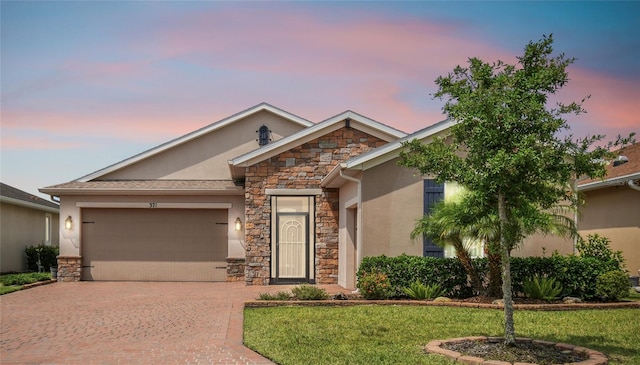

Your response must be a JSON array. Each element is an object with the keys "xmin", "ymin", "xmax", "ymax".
[
  {"xmin": 485, "ymin": 242, "xmax": 502, "ymax": 297},
  {"xmin": 455, "ymin": 238, "xmax": 482, "ymax": 296},
  {"xmin": 498, "ymin": 193, "xmax": 516, "ymax": 346}
]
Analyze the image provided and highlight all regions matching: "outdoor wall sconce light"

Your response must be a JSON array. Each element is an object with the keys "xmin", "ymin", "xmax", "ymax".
[
  {"xmin": 234, "ymin": 217, "xmax": 243, "ymax": 231},
  {"xmin": 64, "ymin": 216, "xmax": 73, "ymax": 230}
]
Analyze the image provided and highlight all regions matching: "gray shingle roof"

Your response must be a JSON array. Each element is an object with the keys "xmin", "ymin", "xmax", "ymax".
[{"xmin": 1, "ymin": 183, "xmax": 59, "ymax": 209}]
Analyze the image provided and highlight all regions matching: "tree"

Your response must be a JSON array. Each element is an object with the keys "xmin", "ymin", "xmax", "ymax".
[{"xmin": 399, "ymin": 35, "xmax": 628, "ymax": 345}]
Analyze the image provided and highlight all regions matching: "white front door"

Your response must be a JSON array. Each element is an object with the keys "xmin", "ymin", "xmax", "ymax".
[{"xmin": 271, "ymin": 196, "xmax": 314, "ymax": 283}]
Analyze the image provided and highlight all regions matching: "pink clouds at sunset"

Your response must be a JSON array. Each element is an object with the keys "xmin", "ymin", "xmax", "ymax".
[{"xmin": 1, "ymin": 1, "xmax": 638, "ymax": 198}]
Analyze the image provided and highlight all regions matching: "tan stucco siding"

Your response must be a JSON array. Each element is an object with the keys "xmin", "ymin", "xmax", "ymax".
[
  {"xmin": 100, "ymin": 111, "xmax": 307, "ymax": 180},
  {"xmin": 1, "ymin": 203, "xmax": 59, "ymax": 272},
  {"xmin": 578, "ymin": 186, "xmax": 640, "ymax": 274},
  {"xmin": 513, "ymin": 234, "xmax": 573, "ymax": 258},
  {"xmin": 338, "ymin": 180, "xmax": 358, "ymax": 288},
  {"xmin": 361, "ymin": 158, "xmax": 423, "ymax": 258}
]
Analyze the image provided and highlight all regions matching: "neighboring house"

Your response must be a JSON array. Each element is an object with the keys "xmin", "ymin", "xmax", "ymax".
[
  {"xmin": 575, "ymin": 143, "xmax": 640, "ymax": 274},
  {"xmin": 1, "ymin": 183, "xmax": 60, "ymax": 273}
]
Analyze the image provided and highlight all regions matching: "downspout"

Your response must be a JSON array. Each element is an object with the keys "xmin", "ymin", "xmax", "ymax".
[
  {"xmin": 628, "ymin": 179, "xmax": 640, "ymax": 192},
  {"xmin": 339, "ymin": 168, "xmax": 363, "ymax": 271}
]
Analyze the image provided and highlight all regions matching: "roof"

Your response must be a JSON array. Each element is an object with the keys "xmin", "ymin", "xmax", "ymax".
[
  {"xmin": 77, "ymin": 103, "xmax": 314, "ymax": 182},
  {"xmin": 577, "ymin": 143, "xmax": 640, "ymax": 191},
  {"xmin": 321, "ymin": 118, "xmax": 454, "ymax": 188},
  {"xmin": 228, "ymin": 110, "xmax": 407, "ymax": 179},
  {"xmin": 39, "ymin": 180, "xmax": 244, "ymax": 196},
  {"xmin": 1, "ymin": 182, "xmax": 59, "ymax": 212}
]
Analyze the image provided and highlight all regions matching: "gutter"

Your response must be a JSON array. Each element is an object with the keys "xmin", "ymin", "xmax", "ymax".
[{"xmin": 629, "ymin": 179, "xmax": 640, "ymax": 192}]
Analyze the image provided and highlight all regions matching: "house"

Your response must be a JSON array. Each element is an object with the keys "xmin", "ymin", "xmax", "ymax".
[
  {"xmin": 41, "ymin": 103, "xmax": 465, "ymax": 286},
  {"xmin": 1, "ymin": 183, "xmax": 60, "ymax": 273},
  {"xmin": 575, "ymin": 143, "xmax": 640, "ymax": 274},
  {"xmin": 42, "ymin": 102, "xmax": 626, "ymax": 287}
]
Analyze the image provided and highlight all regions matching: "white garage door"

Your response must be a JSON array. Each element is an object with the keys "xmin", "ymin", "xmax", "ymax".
[{"xmin": 81, "ymin": 208, "xmax": 228, "ymax": 281}]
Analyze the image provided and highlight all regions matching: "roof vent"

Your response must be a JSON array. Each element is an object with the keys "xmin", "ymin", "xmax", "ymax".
[
  {"xmin": 257, "ymin": 125, "xmax": 271, "ymax": 146},
  {"xmin": 613, "ymin": 155, "xmax": 629, "ymax": 167}
]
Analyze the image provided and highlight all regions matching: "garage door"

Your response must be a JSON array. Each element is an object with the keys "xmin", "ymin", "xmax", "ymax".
[{"xmin": 81, "ymin": 208, "xmax": 227, "ymax": 281}]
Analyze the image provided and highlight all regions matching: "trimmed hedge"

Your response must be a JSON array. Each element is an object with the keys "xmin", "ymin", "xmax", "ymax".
[
  {"xmin": 358, "ymin": 254, "xmax": 622, "ymax": 300},
  {"xmin": 357, "ymin": 255, "xmax": 471, "ymax": 298}
]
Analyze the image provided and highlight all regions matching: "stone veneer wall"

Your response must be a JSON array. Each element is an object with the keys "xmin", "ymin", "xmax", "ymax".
[
  {"xmin": 226, "ymin": 258, "xmax": 246, "ymax": 282},
  {"xmin": 56, "ymin": 256, "xmax": 82, "ymax": 282},
  {"xmin": 244, "ymin": 127, "xmax": 387, "ymax": 285}
]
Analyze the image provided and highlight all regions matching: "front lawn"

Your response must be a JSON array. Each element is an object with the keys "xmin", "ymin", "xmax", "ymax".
[
  {"xmin": 244, "ymin": 306, "xmax": 640, "ymax": 365},
  {"xmin": 0, "ymin": 272, "xmax": 52, "ymax": 295}
]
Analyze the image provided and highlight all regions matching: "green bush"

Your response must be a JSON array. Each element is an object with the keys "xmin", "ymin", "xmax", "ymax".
[
  {"xmin": 523, "ymin": 276, "xmax": 563, "ymax": 301},
  {"xmin": 0, "ymin": 272, "xmax": 51, "ymax": 286},
  {"xmin": 357, "ymin": 271, "xmax": 393, "ymax": 300},
  {"xmin": 25, "ymin": 244, "xmax": 59, "ymax": 272},
  {"xmin": 403, "ymin": 281, "xmax": 446, "ymax": 300},
  {"xmin": 359, "ymin": 254, "xmax": 623, "ymax": 301},
  {"xmin": 257, "ymin": 291, "xmax": 292, "ymax": 301},
  {"xmin": 357, "ymin": 255, "xmax": 471, "ymax": 298},
  {"xmin": 291, "ymin": 285, "xmax": 328, "ymax": 300},
  {"xmin": 596, "ymin": 270, "xmax": 630, "ymax": 302},
  {"xmin": 576, "ymin": 234, "xmax": 625, "ymax": 270}
]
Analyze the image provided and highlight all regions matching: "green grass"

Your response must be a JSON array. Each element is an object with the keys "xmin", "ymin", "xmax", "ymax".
[
  {"xmin": 0, "ymin": 272, "xmax": 51, "ymax": 295},
  {"xmin": 244, "ymin": 306, "xmax": 640, "ymax": 365}
]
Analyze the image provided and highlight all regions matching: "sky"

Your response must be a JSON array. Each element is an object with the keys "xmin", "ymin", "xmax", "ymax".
[{"xmin": 2, "ymin": 1, "xmax": 639, "ymax": 200}]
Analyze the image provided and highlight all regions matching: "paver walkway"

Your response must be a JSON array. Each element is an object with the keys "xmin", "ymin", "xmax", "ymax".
[{"xmin": 0, "ymin": 282, "xmax": 344, "ymax": 364}]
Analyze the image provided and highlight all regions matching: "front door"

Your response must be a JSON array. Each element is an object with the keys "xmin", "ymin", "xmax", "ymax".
[
  {"xmin": 271, "ymin": 196, "xmax": 314, "ymax": 283},
  {"xmin": 276, "ymin": 214, "xmax": 308, "ymax": 280}
]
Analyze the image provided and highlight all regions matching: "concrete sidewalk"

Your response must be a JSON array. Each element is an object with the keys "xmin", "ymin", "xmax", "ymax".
[{"xmin": 0, "ymin": 282, "xmax": 343, "ymax": 364}]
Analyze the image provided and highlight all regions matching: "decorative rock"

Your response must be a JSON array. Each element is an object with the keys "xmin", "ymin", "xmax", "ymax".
[
  {"xmin": 434, "ymin": 296, "xmax": 452, "ymax": 302},
  {"xmin": 331, "ymin": 292, "xmax": 348, "ymax": 300},
  {"xmin": 491, "ymin": 299, "xmax": 504, "ymax": 305},
  {"xmin": 563, "ymin": 296, "xmax": 583, "ymax": 304}
]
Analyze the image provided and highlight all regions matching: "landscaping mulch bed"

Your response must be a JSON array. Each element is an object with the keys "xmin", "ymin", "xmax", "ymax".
[{"xmin": 441, "ymin": 338, "xmax": 588, "ymax": 365}]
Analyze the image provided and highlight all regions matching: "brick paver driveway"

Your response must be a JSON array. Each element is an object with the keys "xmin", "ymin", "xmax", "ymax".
[{"xmin": 1, "ymin": 282, "xmax": 340, "ymax": 364}]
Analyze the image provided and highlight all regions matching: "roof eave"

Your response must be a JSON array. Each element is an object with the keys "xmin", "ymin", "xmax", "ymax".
[
  {"xmin": 0, "ymin": 196, "xmax": 60, "ymax": 213},
  {"xmin": 577, "ymin": 172, "xmax": 640, "ymax": 192},
  {"xmin": 38, "ymin": 188, "xmax": 245, "ymax": 196}
]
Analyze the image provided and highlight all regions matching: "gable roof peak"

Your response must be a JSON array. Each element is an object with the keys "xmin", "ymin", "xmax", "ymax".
[{"xmin": 76, "ymin": 103, "xmax": 314, "ymax": 182}]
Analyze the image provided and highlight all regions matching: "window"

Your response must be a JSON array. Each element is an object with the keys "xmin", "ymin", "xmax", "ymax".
[
  {"xmin": 257, "ymin": 125, "xmax": 271, "ymax": 146},
  {"xmin": 442, "ymin": 182, "xmax": 485, "ymax": 258},
  {"xmin": 45, "ymin": 214, "xmax": 52, "ymax": 245}
]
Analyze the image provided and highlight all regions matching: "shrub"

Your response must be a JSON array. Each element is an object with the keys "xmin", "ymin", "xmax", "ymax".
[
  {"xmin": 357, "ymin": 271, "xmax": 392, "ymax": 300},
  {"xmin": 403, "ymin": 281, "xmax": 446, "ymax": 300},
  {"xmin": 523, "ymin": 276, "xmax": 563, "ymax": 301},
  {"xmin": 596, "ymin": 270, "xmax": 630, "ymax": 302},
  {"xmin": 357, "ymin": 255, "xmax": 471, "ymax": 298},
  {"xmin": 291, "ymin": 285, "xmax": 328, "ymax": 300},
  {"xmin": 257, "ymin": 291, "xmax": 291, "ymax": 301},
  {"xmin": 0, "ymin": 272, "xmax": 51, "ymax": 286},
  {"xmin": 576, "ymin": 234, "xmax": 625, "ymax": 270},
  {"xmin": 25, "ymin": 244, "xmax": 59, "ymax": 272}
]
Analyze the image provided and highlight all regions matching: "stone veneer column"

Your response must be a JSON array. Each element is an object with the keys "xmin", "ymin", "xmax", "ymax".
[
  {"xmin": 56, "ymin": 256, "xmax": 82, "ymax": 282},
  {"xmin": 226, "ymin": 258, "xmax": 246, "ymax": 282},
  {"xmin": 244, "ymin": 127, "xmax": 388, "ymax": 285}
]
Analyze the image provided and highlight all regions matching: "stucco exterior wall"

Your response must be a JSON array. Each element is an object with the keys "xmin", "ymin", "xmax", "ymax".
[
  {"xmin": 361, "ymin": 158, "xmax": 424, "ymax": 258},
  {"xmin": 1, "ymin": 202, "xmax": 59, "ymax": 273},
  {"xmin": 244, "ymin": 127, "xmax": 387, "ymax": 285},
  {"xmin": 578, "ymin": 186, "xmax": 640, "ymax": 274},
  {"xmin": 338, "ymin": 180, "xmax": 358, "ymax": 288},
  {"xmin": 100, "ymin": 110, "xmax": 307, "ymax": 180}
]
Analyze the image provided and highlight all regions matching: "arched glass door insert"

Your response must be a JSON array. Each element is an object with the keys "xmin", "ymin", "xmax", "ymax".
[{"xmin": 271, "ymin": 196, "xmax": 314, "ymax": 283}]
